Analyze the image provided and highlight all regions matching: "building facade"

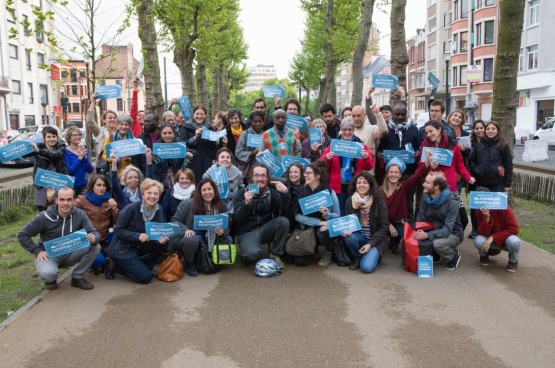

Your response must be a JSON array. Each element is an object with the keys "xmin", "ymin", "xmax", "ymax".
[
  {"xmin": 243, "ymin": 64, "xmax": 277, "ymax": 92},
  {"xmin": 58, "ymin": 60, "xmax": 88, "ymax": 127}
]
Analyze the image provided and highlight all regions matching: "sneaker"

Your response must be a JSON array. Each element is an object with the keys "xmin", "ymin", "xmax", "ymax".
[
  {"xmin": 468, "ymin": 230, "xmax": 477, "ymax": 239},
  {"xmin": 318, "ymin": 252, "xmax": 333, "ymax": 267},
  {"xmin": 507, "ymin": 260, "xmax": 518, "ymax": 273},
  {"xmin": 480, "ymin": 255, "xmax": 490, "ymax": 266},
  {"xmin": 44, "ymin": 281, "xmax": 57, "ymax": 290},
  {"xmin": 433, "ymin": 253, "xmax": 441, "ymax": 264},
  {"xmin": 184, "ymin": 262, "xmax": 198, "ymax": 277},
  {"xmin": 270, "ymin": 254, "xmax": 285, "ymax": 269},
  {"xmin": 445, "ymin": 250, "xmax": 461, "ymax": 271},
  {"xmin": 104, "ymin": 258, "xmax": 115, "ymax": 280},
  {"xmin": 71, "ymin": 278, "xmax": 94, "ymax": 290},
  {"xmin": 349, "ymin": 257, "xmax": 361, "ymax": 270}
]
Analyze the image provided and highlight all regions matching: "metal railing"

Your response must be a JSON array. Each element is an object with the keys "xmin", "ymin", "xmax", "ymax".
[{"xmin": 0, "ymin": 76, "xmax": 10, "ymax": 89}]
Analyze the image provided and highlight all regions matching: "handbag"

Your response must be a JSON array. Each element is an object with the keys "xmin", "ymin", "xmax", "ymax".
[
  {"xmin": 157, "ymin": 253, "xmax": 184, "ymax": 282},
  {"xmin": 194, "ymin": 242, "xmax": 220, "ymax": 274},
  {"xmin": 212, "ymin": 236, "xmax": 237, "ymax": 265},
  {"xmin": 286, "ymin": 227, "xmax": 316, "ymax": 256},
  {"xmin": 233, "ymin": 157, "xmax": 252, "ymax": 179},
  {"xmin": 332, "ymin": 239, "xmax": 352, "ymax": 267}
]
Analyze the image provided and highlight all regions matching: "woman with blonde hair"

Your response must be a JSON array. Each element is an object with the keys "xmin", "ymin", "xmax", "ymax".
[{"xmin": 110, "ymin": 151, "xmax": 146, "ymax": 209}]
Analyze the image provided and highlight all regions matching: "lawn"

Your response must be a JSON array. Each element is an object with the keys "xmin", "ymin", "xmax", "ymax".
[{"xmin": 512, "ymin": 196, "xmax": 555, "ymax": 254}]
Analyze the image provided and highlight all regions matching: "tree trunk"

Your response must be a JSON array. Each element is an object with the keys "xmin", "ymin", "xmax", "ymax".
[
  {"xmin": 324, "ymin": 0, "xmax": 336, "ymax": 106},
  {"xmin": 211, "ymin": 68, "xmax": 220, "ymax": 114},
  {"xmin": 389, "ymin": 0, "xmax": 409, "ymax": 107},
  {"xmin": 491, "ymin": 0, "xmax": 526, "ymax": 151},
  {"xmin": 219, "ymin": 66, "xmax": 230, "ymax": 111},
  {"xmin": 351, "ymin": 0, "xmax": 375, "ymax": 106},
  {"xmin": 314, "ymin": 78, "xmax": 327, "ymax": 116},
  {"xmin": 304, "ymin": 85, "xmax": 310, "ymax": 114},
  {"xmin": 174, "ymin": 44, "xmax": 197, "ymax": 105},
  {"xmin": 137, "ymin": 0, "xmax": 165, "ymax": 118},
  {"xmin": 196, "ymin": 60, "xmax": 209, "ymax": 115}
]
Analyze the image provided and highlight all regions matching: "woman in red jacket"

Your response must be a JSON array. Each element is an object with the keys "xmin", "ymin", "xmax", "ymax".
[
  {"xmin": 419, "ymin": 120, "xmax": 475, "ymax": 230},
  {"xmin": 321, "ymin": 118, "xmax": 374, "ymax": 215}
]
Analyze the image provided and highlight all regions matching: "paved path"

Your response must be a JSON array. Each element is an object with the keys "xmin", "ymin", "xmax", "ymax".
[{"xmin": 1, "ymin": 234, "xmax": 555, "ymax": 368}]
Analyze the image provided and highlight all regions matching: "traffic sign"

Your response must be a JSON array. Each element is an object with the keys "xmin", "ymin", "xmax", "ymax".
[{"xmin": 467, "ymin": 65, "xmax": 482, "ymax": 83}]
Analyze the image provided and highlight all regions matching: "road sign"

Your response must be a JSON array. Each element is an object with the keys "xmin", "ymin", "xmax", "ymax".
[
  {"xmin": 467, "ymin": 65, "xmax": 482, "ymax": 83},
  {"xmin": 53, "ymin": 105, "xmax": 62, "ymax": 114}
]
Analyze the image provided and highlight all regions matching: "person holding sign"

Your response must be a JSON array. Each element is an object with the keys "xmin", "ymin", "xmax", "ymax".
[
  {"xmin": 295, "ymin": 160, "xmax": 340, "ymax": 267},
  {"xmin": 31, "ymin": 126, "xmax": 69, "ymax": 212},
  {"xmin": 473, "ymin": 188, "xmax": 521, "ymax": 272},
  {"xmin": 343, "ymin": 172, "xmax": 389, "ymax": 272},
  {"xmin": 102, "ymin": 114, "xmax": 134, "ymax": 176},
  {"xmin": 284, "ymin": 162, "xmax": 305, "ymax": 233},
  {"xmin": 17, "ymin": 187, "xmax": 100, "ymax": 290},
  {"xmin": 259, "ymin": 109, "xmax": 302, "ymax": 163},
  {"xmin": 211, "ymin": 111, "xmax": 230, "ymax": 151},
  {"xmin": 446, "ymin": 109, "xmax": 470, "ymax": 193},
  {"xmin": 110, "ymin": 150, "xmax": 146, "ymax": 209},
  {"xmin": 253, "ymin": 98, "xmax": 274, "ymax": 131},
  {"xmin": 302, "ymin": 119, "xmax": 331, "ymax": 162},
  {"xmin": 467, "ymin": 120, "xmax": 487, "ymax": 239},
  {"xmin": 234, "ymin": 111, "xmax": 265, "ymax": 182},
  {"xmin": 86, "ymin": 93, "xmax": 118, "ymax": 168},
  {"xmin": 322, "ymin": 118, "xmax": 374, "ymax": 216},
  {"xmin": 170, "ymin": 178, "xmax": 232, "ymax": 277},
  {"xmin": 161, "ymin": 168, "xmax": 196, "ymax": 220},
  {"xmin": 233, "ymin": 163, "xmax": 291, "ymax": 268},
  {"xmin": 351, "ymin": 104, "xmax": 388, "ymax": 156},
  {"xmin": 129, "ymin": 79, "xmax": 145, "ymax": 137},
  {"xmin": 104, "ymin": 179, "xmax": 168, "ymax": 284},
  {"xmin": 225, "ymin": 109, "xmax": 247, "ymax": 155},
  {"xmin": 63, "ymin": 126, "xmax": 94, "ymax": 196}
]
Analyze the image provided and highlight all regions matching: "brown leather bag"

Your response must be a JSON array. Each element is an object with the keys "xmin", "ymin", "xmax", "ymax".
[{"xmin": 157, "ymin": 253, "xmax": 184, "ymax": 282}]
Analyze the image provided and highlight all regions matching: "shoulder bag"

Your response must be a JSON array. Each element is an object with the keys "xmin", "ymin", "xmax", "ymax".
[
  {"xmin": 157, "ymin": 253, "xmax": 184, "ymax": 282},
  {"xmin": 285, "ymin": 227, "xmax": 316, "ymax": 256},
  {"xmin": 212, "ymin": 236, "xmax": 237, "ymax": 265}
]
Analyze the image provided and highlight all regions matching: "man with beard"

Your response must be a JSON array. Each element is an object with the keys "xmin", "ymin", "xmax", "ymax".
[
  {"xmin": 132, "ymin": 113, "xmax": 160, "ymax": 176},
  {"xmin": 320, "ymin": 103, "xmax": 341, "ymax": 139}
]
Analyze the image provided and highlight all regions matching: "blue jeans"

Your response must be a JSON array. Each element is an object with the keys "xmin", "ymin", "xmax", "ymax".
[
  {"xmin": 113, "ymin": 241, "xmax": 166, "ymax": 284},
  {"xmin": 474, "ymin": 235, "xmax": 521, "ymax": 263},
  {"xmin": 343, "ymin": 232, "xmax": 381, "ymax": 273}
]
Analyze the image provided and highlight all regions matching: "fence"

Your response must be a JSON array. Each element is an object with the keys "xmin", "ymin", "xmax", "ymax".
[
  {"xmin": 512, "ymin": 171, "xmax": 555, "ymax": 203},
  {"xmin": 0, "ymin": 185, "xmax": 34, "ymax": 214}
]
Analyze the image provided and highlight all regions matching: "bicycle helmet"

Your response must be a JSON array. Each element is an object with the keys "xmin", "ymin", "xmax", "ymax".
[{"xmin": 254, "ymin": 258, "xmax": 282, "ymax": 278}]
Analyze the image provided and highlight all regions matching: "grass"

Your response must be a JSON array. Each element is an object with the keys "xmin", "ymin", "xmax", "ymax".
[{"xmin": 512, "ymin": 196, "xmax": 555, "ymax": 254}]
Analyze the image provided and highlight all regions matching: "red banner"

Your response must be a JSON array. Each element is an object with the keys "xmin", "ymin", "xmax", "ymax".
[
  {"xmin": 51, "ymin": 62, "xmax": 60, "ymax": 80},
  {"xmin": 53, "ymin": 105, "xmax": 62, "ymax": 114}
]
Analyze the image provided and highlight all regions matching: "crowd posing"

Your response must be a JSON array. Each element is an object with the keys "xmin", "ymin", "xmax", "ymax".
[{"xmin": 17, "ymin": 84, "xmax": 520, "ymax": 290}]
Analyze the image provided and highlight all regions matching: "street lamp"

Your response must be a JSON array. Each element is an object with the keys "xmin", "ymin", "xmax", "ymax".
[
  {"xmin": 444, "ymin": 49, "xmax": 451, "ymax": 116},
  {"xmin": 41, "ymin": 102, "xmax": 48, "ymax": 125}
]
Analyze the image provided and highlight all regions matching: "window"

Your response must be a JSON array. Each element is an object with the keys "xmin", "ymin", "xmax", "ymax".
[
  {"xmin": 37, "ymin": 53, "xmax": 45, "ymax": 67},
  {"xmin": 475, "ymin": 23, "xmax": 482, "ymax": 46},
  {"xmin": 35, "ymin": 20, "xmax": 44, "ymax": 42},
  {"xmin": 23, "ymin": 15, "xmax": 31, "ymax": 36},
  {"xmin": 418, "ymin": 100, "xmax": 425, "ymax": 110},
  {"xmin": 25, "ymin": 115, "xmax": 36, "ymax": 127},
  {"xmin": 461, "ymin": 0, "xmax": 469, "ymax": 18},
  {"xmin": 428, "ymin": 44, "xmax": 437, "ymax": 60},
  {"xmin": 72, "ymin": 85, "xmax": 78, "ymax": 95},
  {"xmin": 117, "ymin": 98, "xmax": 124, "ymax": 111},
  {"xmin": 72, "ymin": 103, "xmax": 80, "ymax": 113},
  {"xmin": 453, "ymin": 66, "xmax": 458, "ymax": 87},
  {"xmin": 429, "ymin": 0, "xmax": 437, "ymax": 6},
  {"xmin": 443, "ymin": 12, "xmax": 451, "ymax": 27},
  {"xmin": 460, "ymin": 32, "xmax": 468, "ymax": 53},
  {"xmin": 460, "ymin": 65, "xmax": 467, "ymax": 86},
  {"xmin": 9, "ymin": 44, "xmax": 18, "ymax": 59},
  {"xmin": 25, "ymin": 49, "xmax": 32, "ymax": 70},
  {"xmin": 453, "ymin": 35, "xmax": 459, "ymax": 54},
  {"xmin": 40, "ymin": 84, "xmax": 48, "ymax": 105},
  {"xmin": 519, "ymin": 49, "xmax": 524, "ymax": 72},
  {"xmin": 527, "ymin": 45, "xmax": 538, "ymax": 70},
  {"xmin": 454, "ymin": 0, "xmax": 459, "ymax": 20},
  {"xmin": 28, "ymin": 83, "xmax": 34, "ymax": 104},
  {"xmin": 12, "ymin": 80, "xmax": 21, "ymax": 94},
  {"xmin": 529, "ymin": 0, "xmax": 540, "ymax": 26},
  {"xmin": 70, "ymin": 69, "xmax": 77, "ymax": 82},
  {"xmin": 485, "ymin": 21, "xmax": 494, "ymax": 44},
  {"xmin": 9, "ymin": 114, "xmax": 19, "ymax": 130},
  {"xmin": 116, "ymin": 80, "xmax": 123, "ymax": 87},
  {"xmin": 100, "ymin": 79, "xmax": 106, "ymax": 86},
  {"xmin": 7, "ymin": 9, "xmax": 15, "ymax": 23},
  {"xmin": 486, "ymin": 0, "xmax": 495, "ymax": 4},
  {"xmin": 79, "ymin": 69, "xmax": 86, "ymax": 79},
  {"xmin": 484, "ymin": 58, "xmax": 494, "ymax": 81},
  {"xmin": 429, "ymin": 17, "xmax": 437, "ymax": 32}
]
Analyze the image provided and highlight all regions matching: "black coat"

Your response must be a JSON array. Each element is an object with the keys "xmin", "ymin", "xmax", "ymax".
[
  {"xmin": 179, "ymin": 121, "xmax": 217, "ymax": 181},
  {"xmin": 469, "ymin": 139, "xmax": 513, "ymax": 189},
  {"xmin": 149, "ymin": 137, "xmax": 185, "ymax": 184},
  {"xmin": 33, "ymin": 141, "xmax": 69, "ymax": 182}
]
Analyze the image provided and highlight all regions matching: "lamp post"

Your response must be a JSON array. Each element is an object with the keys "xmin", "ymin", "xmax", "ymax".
[
  {"xmin": 444, "ymin": 49, "xmax": 451, "ymax": 116},
  {"xmin": 41, "ymin": 102, "xmax": 48, "ymax": 125}
]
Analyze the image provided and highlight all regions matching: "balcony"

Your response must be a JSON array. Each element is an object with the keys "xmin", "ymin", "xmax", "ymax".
[{"xmin": 0, "ymin": 77, "xmax": 11, "ymax": 96}]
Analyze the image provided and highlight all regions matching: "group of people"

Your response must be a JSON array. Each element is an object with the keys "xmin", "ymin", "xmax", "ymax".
[{"xmin": 17, "ymin": 86, "xmax": 521, "ymax": 291}]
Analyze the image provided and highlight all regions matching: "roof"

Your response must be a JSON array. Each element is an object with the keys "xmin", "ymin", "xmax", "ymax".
[{"xmin": 362, "ymin": 56, "xmax": 391, "ymax": 78}]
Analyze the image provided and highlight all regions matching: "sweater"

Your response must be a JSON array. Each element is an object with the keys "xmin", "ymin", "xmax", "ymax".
[
  {"xmin": 476, "ymin": 207, "xmax": 519, "ymax": 246},
  {"xmin": 64, "ymin": 149, "xmax": 94, "ymax": 188},
  {"xmin": 354, "ymin": 112, "xmax": 389, "ymax": 153},
  {"xmin": 259, "ymin": 126, "xmax": 302, "ymax": 160},
  {"xmin": 129, "ymin": 90, "xmax": 143, "ymax": 138},
  {"xmin": 345, "ymin": 196, "xmax": 390, "ymax": 253}
]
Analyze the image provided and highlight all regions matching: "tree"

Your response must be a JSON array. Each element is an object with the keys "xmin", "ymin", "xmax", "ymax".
[
  {"xmin": 289, "ymin": 51, "xmax": 323, "ymax": 115},
  {"xmin": 351, "ymin": 0, "xmax": 376, "ymax": 106},
  {"xmin": 491, "ymin": 0, "xmax": 526, "ymax": 150},
  {"xmin": 389, "ymin": 0, "xmax": 408, "ymax": 106}
]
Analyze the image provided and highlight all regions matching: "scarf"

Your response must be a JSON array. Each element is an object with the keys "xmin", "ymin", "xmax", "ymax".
[
  {"xmin": 85, "ymin": 191, "xmax": 111, "ymax": 207},
  {"xmin": 140, "ymin": 201, "xmax": 160, "ymax": 222},
  {"xmin": 173, "ymin": 184, "xmax": 195, "ymax": 200},
  {"xmin": 115, "ymin": 130, "xmax": 134, "ymax": 141},
  {"xmin": 424, "ymin": 188, "xmax": 451, "ymax": 208},
  {"xmin": 230, "ymin": 124, "xmax": 243, "ymax": 137},
  {"xmin": 340, "ymin": 136, "xmax": 355, "ymax": 183},
  {"xmin": 351, "ymin": 193, "xmax": 373, "ymax": 226},
  {"xmin": 123, "ymin": 186, "xmax": 141, "ymax": 203},
  {"xmin": 388, "ymin": 117, "xmax": 412, "ymax": 147}
]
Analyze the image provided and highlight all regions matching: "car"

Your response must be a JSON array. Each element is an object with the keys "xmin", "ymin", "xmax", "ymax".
[
  {"xmin": 533, "ymin": 117, "xmax": 555, "ymax": 145},
  {"xmin": 18, "ymin": 125, "xmax": 60, "ymax": 135},
  {"xmin": 0, "ymin": 130, "xmax": 20, "ymax": 145}
]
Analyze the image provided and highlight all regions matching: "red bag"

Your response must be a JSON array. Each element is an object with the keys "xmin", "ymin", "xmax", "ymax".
[{"xmin": 402, "ymin": 221, "xmax": 435, "ymax": 274}]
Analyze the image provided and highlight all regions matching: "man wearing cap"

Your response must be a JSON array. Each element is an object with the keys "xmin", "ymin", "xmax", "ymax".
[{"xmin": 258, "ymin": 109, "xmax": 302, "ymax": 161}]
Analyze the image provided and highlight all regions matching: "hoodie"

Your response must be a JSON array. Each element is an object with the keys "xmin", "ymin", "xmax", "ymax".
[{"xmin": 17, "ymin": 206, "xmax": 100, "ymax": 256}]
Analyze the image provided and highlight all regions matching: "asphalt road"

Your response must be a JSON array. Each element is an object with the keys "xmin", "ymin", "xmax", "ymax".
[{"xmin": 1, "ymin": 235, "xmax": 555, "ymax": 368}]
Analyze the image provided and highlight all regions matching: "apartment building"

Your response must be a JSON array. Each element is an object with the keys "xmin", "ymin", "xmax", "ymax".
[
  {"xmin": 1, "ymin": 0, "xmax": 55, "ymax": 130},
  {"xmin": 58, "ymin": 60, "xmax": 88, "ymax": 127},
  {"xmin": 406, "ymin": 28, "xmax": 428, "ymax": 120},
  {"xmin": 243, "ymin": 64, "xmax": 277, "ymax": 92}
]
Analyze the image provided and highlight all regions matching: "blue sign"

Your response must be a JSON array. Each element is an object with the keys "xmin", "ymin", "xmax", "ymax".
[
  {"xmin": 262, "ymin": 85, "xmax": 285, "ymax": 98},
  {"xmin": 469, "ymin": 192, "xmax": 508, "ymax": 210},
  {"xmin": 146, "ymin": 222, "xmax": 182, "ymax": 240},
  {"xmin": 209, "ymin": 166, "xmax": 230, "ymax": 199},
  {"xmin": 328, "ymin": 215, "xmax": 362, "ymax": 238},
  {"xmin": 34, "ymin": 168, "xmax": 75, "ymax": 189},
  {"xmin": 330, "ymin": 139, "xmax": 364, "ymax": 158},
  {"xmin": 0, "ymin": 139, "xmax": 34, "ymax": 163},
  {"xmin": 194, "ymin": 213, "xmax": 229, "ymax": 230},
  {"xmin": 111, "ymin": 139, "xmax": 145, "ymax": 157},
  {"xmin": 177, "ymin": 96, "xmax": 193, "ymax": 121},
  {"xmin": 428, "ymin": 72, "xmax": 441, "ymax": 87},
  {"xmin": 418, "ymin": 256, "xmax": 433, "ymax": 278},
  {"xmin": 201, "ymin": 127, "xmax": 227, "ymax": 142},
  {"xmin": 372, "ymin": 74, "xmax": 398, "ymax": 89},
  {"xmin": 248, "ymin": 184, "xmax": 259, "ymax": 194},
  {"xmin": 281, "ymin": 156, "xmax": 310, "ymax": 170},
  {"xmin": 421, "ymin": 147, "xmax": 453, "ymax": 166},
  {"xmin": 299, "ymin": 191, "xmax": 333, "ymax": 215},
  {"xmin": 247, "ymin": 133, "xmax": 262, "ymax": 148},
  {"xmin": 383, "ymin": 149, "xmax": 415, "ymax": 164},
  {"xmin": 152, "ymin": 142, "xmax": 186, "ymax": 159},
  {"xmin": 285, "ymin": 114, "xmax": 308, "ymax": 131},
  {"xmin": 95, "ymin": 85, "xmax": 122, "ymax": 99},
  {"xmin": 43, "ymin": 228, "xmax": 90, "ymax": 258},
  {"xmin": 256, "ymin": 150, "xmax": 285, "ymax": 177},
  {"xmin": 308, "ymin": 128, "xmax": 322, "ymax": 145}
]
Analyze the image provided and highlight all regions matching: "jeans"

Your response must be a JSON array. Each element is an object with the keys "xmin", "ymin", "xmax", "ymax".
[
  {"xmin": 419, "ymin": 234, "xmax": 462, "ymax": 261},
  {"xmin": 474, "ymin": 235, "xmax": 521, "ymax": 263},
  {"xmin": 237, "ymin": 217, "xmax": 289, "ymax": 262},
  {"xmin": 35, "ymin": 244, "xmax": 100, "ymax": 283},
  {"xmin": 113, "ymin": 241, "xmax": 166, "ymax": 284},
  {"xmin": 337, "ymin": 190, "xmax": 348, "ymax": 217},
  {"xmin": 343, "ymin": 232, "xmax": 381, "ymax": 273}
]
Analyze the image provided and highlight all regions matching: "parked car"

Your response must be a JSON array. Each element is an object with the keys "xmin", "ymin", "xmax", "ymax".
[
  {"xmin": 18, "ymin": 125, "xmax": 60, "ymax": 135},
  {"xmin": 533, "ymin": 117, "xmax": 555, "ymax": 145},
  {"xmin": 0, "ymin": 130, "xmax": 20, "ymax": 145}
]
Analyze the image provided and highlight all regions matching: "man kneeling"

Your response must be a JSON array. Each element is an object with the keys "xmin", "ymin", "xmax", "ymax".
[
  {"xmin": 17, "ymin": 186, "xmax": 100, "ymax": 290},
  {"xmin": 414, "ymin": 171, "xmax": 464, "ymax": 270}
]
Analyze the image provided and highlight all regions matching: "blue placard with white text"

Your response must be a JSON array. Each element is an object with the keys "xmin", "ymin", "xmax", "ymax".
[
  {"xmin": 110, "ymin": 139, "xmax": 145, "ymax": 157},
  {"xmin": 0, "ymin": 139, "xmax": 34, "ymax": 163},
  {"xmin": 210, "ymin": 166, "xmax": 230, "ymax": 199},
  {"xmin": 383, "ymin": 149, "xmax": 415, "ymax": 164},
  {"xmin": 34, "ymin": 168, "xmax": 75, "ymax": 189},
  {"xmin": 255, "ymin": 150, "xmax": 285, "ymax": 177},
  {"xmin": 247, "ymin": 134, "xmax": 262, "ymax": 148},
  {"xmin": 299, "ymin": 191, "xmax": 333, "ymax": 215},
  {"xmin": 43, "ymin": 228, "xmax": 90, "ymax": 258},
  {"xmin": 281, "ymin": 156, "xmax": 310, "ymax": 170},
  {"xmin": 421, "ymin": 147, "xmax": 453, "ymax": 166},
  {"xmin": 328, "ymin": 215, "xmax": 362, "ymax": 238},
  {"xmin": 372, "ymin": 75, "xmax": 398, "ymax": 89},
  {"xmin": 428, "ymin": 72, "xmax": 441, "ymax": 86},
  {"xmin": 177, "ymin": 96, "xmax": 193, "ymax": 121},
  {"xmin": 308, "ymin": 128, "xmax": 322, "ymax": 145},
  {"xmin": 248, "ymin": 184, "xmax": 259, "ymax": 194},
  {"xmin": 262, "ymin": 85, "xmax": 285, "ymax": 98},
  {"xmin": 194, "ymin": 213, "xmax": 229, "ymax": 230},
  {"xmin": 469, "ymin": 192, "xmax": 508, "ymax": 210},
  {"xmin": 285, "ymin": 114, "xmax": 308, "ymax": 131},
  {"xmin": 95, "ymin": 85, "xmax": 122, "ymax": 99},
  {"xmin": 418, "ymin": 256, "xmax": 433, "ymax": 277},
  {"xmin": 201, "ymin": 127, "xmax": 227, "ymax": 142},
  {"xmin": 146, "ymin": 222, "xmax": 182, "ymax": 240},
  {"xmin": 330, "ymin": 139, "xmax": 364, "ymax": 158},
  {"xmin": 152, "ymin": 142, "xmax": 186, "ymax": 159}
]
